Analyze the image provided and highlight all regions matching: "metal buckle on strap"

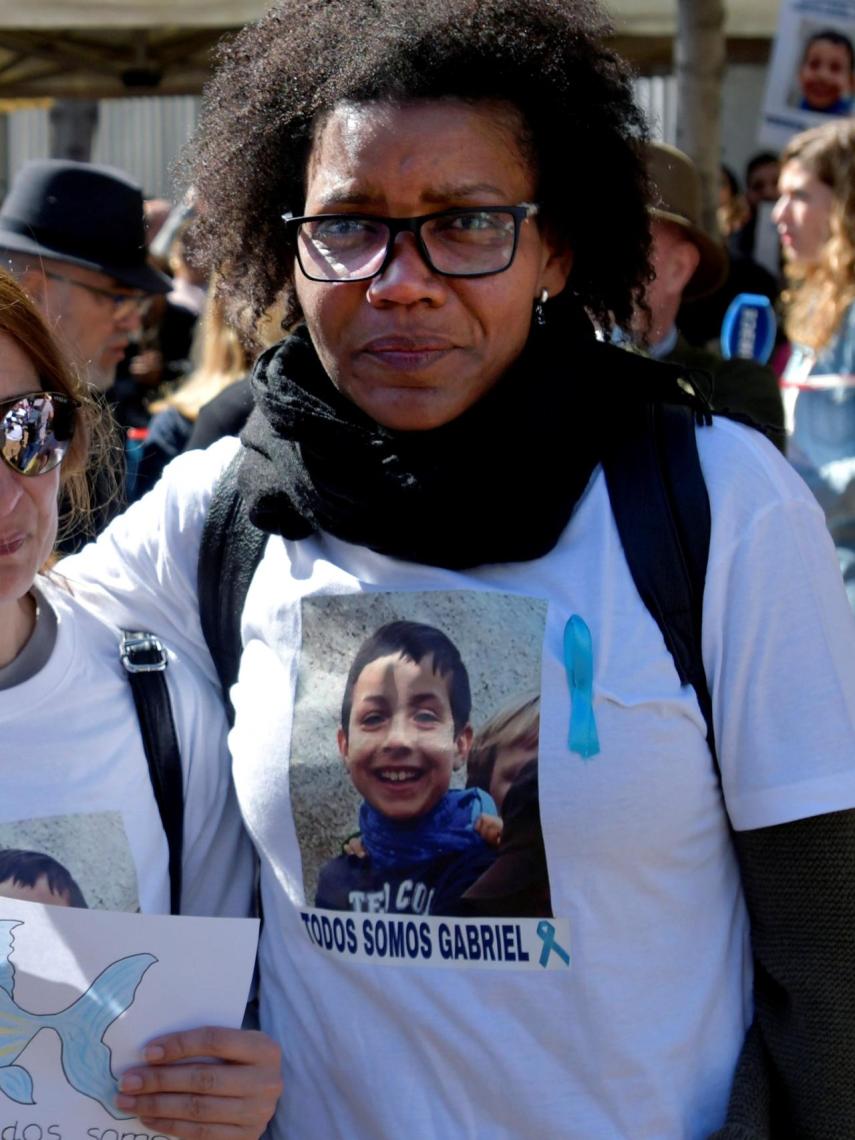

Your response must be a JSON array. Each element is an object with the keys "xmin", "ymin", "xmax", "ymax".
[{"xmin": 120, "ymin": 631, "xmax": 168, "ymax": 673}]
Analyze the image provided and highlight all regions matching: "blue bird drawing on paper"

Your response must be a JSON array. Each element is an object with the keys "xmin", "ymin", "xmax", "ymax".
[{"xmin": 0, "ymin": 918, "xmax": 156, "ymax": 1118}]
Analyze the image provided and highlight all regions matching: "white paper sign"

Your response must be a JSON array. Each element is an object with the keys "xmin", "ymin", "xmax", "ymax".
[
  {"xmin": 759, "ymin": 0, "xmax": 855, "ymax": 150},
  {"xmin": 0, "ymin": 898, "xmax": 259, "ymax": 1140}
]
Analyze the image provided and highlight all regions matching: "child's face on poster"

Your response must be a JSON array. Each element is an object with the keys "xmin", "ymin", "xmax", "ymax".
[
  {"xmin": 800, "ymin": 39, "xmax": 854, "ymax": 110},
  {"xmin": 338, "ymin": 652, "xmax": 472, "ymax": 822}
]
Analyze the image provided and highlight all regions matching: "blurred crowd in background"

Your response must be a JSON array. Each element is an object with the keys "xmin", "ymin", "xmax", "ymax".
[{"xmin": 2, "ymin": 107, "xmax": 854, "ymax": 599}]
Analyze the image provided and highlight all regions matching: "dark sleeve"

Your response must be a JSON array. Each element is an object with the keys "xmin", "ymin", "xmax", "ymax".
[
  {"xmin": 709, "ymin": 360, "xmax": 786, "ymax": 452},
  {"xmin": 130, "ymin": 408, "xmax": 192, "ymax": 502},
  {"xmin": 708, "ymin": 809, "xmax": 855, "ymax": 1139},
  {"xmin": 185, "ymin": 379, "xmax": 253, "ymax": 451}
]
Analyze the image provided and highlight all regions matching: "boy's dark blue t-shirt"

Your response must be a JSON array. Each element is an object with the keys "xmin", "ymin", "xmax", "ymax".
[
  {"xmin": 315, "ymin": 787, "xmax": 497, "ymax": 915},
  {"xmin": 315, "ymin": 842, "xmax": 497, "ymax": 915}
]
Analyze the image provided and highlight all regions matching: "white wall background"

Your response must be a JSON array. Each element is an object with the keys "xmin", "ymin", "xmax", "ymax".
[
  {"xmin": 636, "ymin": 63, "xmax": 774, "ymax": 189},
  {"xmin": 6, "ymin": 94, "xmax": 199, "ymax": 200},
  {"xmin": 1, "ymin": 66, "xmax": 772, "ymax": 206}
]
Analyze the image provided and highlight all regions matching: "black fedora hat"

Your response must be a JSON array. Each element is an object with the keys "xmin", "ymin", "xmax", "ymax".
[{"xmin": 0, "ymin": 160, "xmax": 171, "ymax": 294}]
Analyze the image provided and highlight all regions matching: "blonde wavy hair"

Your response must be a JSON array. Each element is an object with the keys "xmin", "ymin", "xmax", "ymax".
[
  {"xmin": 780, "ymin": 119, "xmax": 855, "ymax": 352},
  {"xmin": 0, "ymin": 269, "xmax": 103, "ymax": 543},
  {"xmin": 465, "ymin": 693, "xmax": 540, "ymax": 794},
  {"xmin": 152, "ymin": 288, "xmax": 249, "ymax": 422}
]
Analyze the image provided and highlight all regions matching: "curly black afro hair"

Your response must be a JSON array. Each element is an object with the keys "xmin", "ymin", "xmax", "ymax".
[{"xmin": 184, "ymin": 0, "xmax": 652, "ymax": 336}]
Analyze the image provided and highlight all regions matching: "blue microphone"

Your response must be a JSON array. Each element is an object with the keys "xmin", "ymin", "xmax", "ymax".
[{"xmin": 720, "ymin": 293, "xmax": 777, "ymax": 364}]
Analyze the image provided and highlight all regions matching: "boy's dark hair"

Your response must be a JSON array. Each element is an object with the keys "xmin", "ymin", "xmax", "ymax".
[
  {"xmin": 0, "ymin": 847, "xmax": 88, "ymax": 909},
  {"xmin": 745, "ymin": 151, "xmax": 779, "ymax": 182},
  {"xmin": 185, "ymin": 0, "xmax": 652, "ymax": 338},
  {"xmin": 340, "ymin": 620, "xmax": 472, "ymax": 738},
  {"xmin": 803, "ymin": 29, "xmax": 855, "ymax": 72}
]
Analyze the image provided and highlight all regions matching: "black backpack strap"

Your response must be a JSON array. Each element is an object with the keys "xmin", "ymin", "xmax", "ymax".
[
  {"xmin": 198, "ymin": 452, "xmax": 269, "ymax": 725},
  {"xmin": 602, "ymin": 402, "xmax": 718, "ymax": 771},
  {"xmin": 120, "ymin": 630, "xmax": 184, "ymax": 915}
]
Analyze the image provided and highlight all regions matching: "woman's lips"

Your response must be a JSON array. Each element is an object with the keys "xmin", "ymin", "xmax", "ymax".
[
  {"xmin": 360, "ymin": 337, "xmax": 454, "ymax": 371},
  {"xmin": 0, "ymin": 533, "xmax": 25, "ymax": 556}
]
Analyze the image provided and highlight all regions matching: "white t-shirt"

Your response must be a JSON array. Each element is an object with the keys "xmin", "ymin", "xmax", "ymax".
[
  {"xmin": 65, "ymin": 419, "xmax": 855, "ymax": 1139},
  {"xmin": 0, "ymin": 575, "xmax": 255, "ymax": 919}
]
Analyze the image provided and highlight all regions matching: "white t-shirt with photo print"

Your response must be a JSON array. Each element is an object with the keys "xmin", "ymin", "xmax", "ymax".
[
  {"xmin": 64, "ymin": 420, "xmax": 855, "ymax": 1140},
  {"xmin": 0, "ymin": 575, "xmax": 254, "ymax": 919}
]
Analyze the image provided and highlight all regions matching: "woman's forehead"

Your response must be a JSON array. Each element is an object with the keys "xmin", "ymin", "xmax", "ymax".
[{"xmin": 304, "ymin": 99, "xmax": 534, "ymax": 205}]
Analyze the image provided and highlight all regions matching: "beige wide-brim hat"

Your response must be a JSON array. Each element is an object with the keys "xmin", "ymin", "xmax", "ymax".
[{"xmin": 645, "ymin": 142, "xmax": 728, "ymax": 301}]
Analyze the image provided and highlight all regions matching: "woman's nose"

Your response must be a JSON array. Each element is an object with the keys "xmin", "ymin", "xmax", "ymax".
[
  {"xmin": 0, "ymin": 459, "xmax": 24, "ymax": 516},
  {"xmin": 366, "ymin": 233, "xmax": 446, "ymax": 307}
]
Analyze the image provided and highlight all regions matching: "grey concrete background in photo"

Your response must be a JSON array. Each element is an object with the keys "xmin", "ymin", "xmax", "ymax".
[{"xmin": 0, "ymin": 811, "xmax": 138, "ymax": 911}]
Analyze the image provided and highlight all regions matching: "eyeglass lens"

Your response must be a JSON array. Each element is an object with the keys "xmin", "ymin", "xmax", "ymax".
[
  {"xmin": 43, "ymin": 271, "xmax": 149, "ymax": 317},
  {"xmin": 297, "ymin": 209, "xmax": 520, "ymax": 281},
  {"xmin": 112, "ymin": 293, "xmax": 150, "ymax": 318},
  {"xmin": 0, "ymin": 393, "xmax": 75, "ymax": 476}
]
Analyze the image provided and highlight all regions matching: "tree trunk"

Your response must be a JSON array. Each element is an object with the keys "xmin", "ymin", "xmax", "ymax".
[
  {"xmin": 49, "ymin": 99, "xmax": 99, "ymax": 162},
  {"xmin": 675, "ymin": 0, "xmax": 726, "ymax": 236}
]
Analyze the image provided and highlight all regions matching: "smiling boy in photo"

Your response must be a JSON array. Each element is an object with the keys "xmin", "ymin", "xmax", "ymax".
[
  {"xmin": 798, "ymin": 30, "xmax": 855, "ymax": 115},
  {"xmin": 314, "ymin": 620, "xmax": 498, "ymax": 915}
]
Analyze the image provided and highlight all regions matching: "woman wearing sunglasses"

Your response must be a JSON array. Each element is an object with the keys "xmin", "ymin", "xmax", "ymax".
[
  {"xmin": 0, "ymin": 270, "xmax": 280, "ymax": 1137},
  {"xmin": 64, "ymin": 0, "xmax": 855, "ymax": 1136}
]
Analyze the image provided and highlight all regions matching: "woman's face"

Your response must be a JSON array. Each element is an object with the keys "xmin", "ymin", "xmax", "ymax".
[
  {"xmin": 0, "ymin": 332, "xmax": 60, "ymax": 624},
  {"xmin": 772, "ymin": 160, "xmax": 835, "ymax": 264},
  {"xmin": 294, "ymin": 100, "xmax": 573, "ymax": 431}
]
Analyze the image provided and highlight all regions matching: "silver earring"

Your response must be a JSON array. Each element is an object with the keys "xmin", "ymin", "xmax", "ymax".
[{"xmin": 535, "ymin": 288, "xmax": 549, "ymax": 327}]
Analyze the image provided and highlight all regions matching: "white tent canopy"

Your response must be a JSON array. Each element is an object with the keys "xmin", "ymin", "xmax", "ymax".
[
  {"xmin": 0, "ymin": 0, "xmax": 781, "ymax": 35},
  {"xmin": 0, "ymin": 1, "xmax": 780, "ymax": 98}
]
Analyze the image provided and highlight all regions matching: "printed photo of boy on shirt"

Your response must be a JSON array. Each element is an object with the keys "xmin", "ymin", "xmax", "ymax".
[{"xmin": 314, "ymin": 621, "xmax": 499, "ymax": 915}]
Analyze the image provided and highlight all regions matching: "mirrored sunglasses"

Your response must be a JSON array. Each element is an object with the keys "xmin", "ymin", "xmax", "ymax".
[{"xmin": 0, "ymin": 391, "xmax": 77, "ymax": 477}]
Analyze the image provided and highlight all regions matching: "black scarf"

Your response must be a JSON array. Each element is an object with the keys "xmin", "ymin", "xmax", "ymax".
[{"xmin": 238, "ymin": 316, "xmax": 705, "ymax": 570}]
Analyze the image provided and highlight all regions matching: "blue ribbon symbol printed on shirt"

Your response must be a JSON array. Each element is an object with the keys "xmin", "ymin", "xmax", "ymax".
[
  {"xmin": 536, "ymin": 920, "xmax": 571, "ymax": 969},
  {"xmin": 563, "ymin": 614, "xmax": 600, "ymax": 759}
]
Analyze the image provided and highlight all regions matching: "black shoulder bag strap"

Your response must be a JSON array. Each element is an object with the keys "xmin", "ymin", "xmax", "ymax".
[
  {"xmin": 602, "ymin": 402, "xmax": 718, "ymax": 773},
  {"xmin": 198, "ymin": 452, "xmax": 269, "ymax": 725},
  {"xmin": 120, "ymin": 631, "xmax": 184, "ymax": 914}
]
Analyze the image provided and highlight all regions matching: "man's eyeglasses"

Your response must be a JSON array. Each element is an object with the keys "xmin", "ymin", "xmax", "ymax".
[
  {"xmin": 0, "ymin": 392, "xmax": 76, "ymax": 477},
  {"xmin": 42, "ymin": 270, "xmax": 151, "ymax": 319},
  {"xmin": 282, "ymin": 203, "xmax": 540, "ymax": 282}
]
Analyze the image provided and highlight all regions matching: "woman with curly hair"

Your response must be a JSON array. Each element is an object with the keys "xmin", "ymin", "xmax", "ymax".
[
  {"xmin": 64, "ymin": 0, "xmax": 855, "ymax": 1136},
  {"xmin": 775, "ymin": 121, "xmax": 855, "ymax": 541}
]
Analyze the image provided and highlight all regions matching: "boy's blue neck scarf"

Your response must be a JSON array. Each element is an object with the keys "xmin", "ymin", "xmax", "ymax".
[{"xmin": 360, "ymin": 788, "xmax": 497, "ymax": 872}]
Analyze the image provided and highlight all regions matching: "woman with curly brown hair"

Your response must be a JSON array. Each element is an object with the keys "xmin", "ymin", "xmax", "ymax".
[
  {"xmin": 775, "ymin": 122, "xmax": 855, "ymax": 525},
  {"xmin": 63, "ymin": 0, "xmax": 855, "ymax": 1136}
]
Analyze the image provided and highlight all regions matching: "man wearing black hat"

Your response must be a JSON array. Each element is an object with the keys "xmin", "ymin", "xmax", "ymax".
[
  {"xmin": 0, "ymin": 161, "xmax": 172, "ymax": 549},
  {"xmin": 0, "ymin": 160, "xmax": 170, "ymax": 392}
]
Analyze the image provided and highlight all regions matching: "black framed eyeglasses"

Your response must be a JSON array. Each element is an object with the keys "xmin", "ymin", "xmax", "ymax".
[
  {"xmin": 0, "ymin": 391, "xmax": 76, "ymax": 477},
  {"xmin": 282, "ymin": 203, "xmax": 540, "ymax": 282},
  {"xmin": 42, "ymin": 270, "xmax": 151, "ymax": 319}
]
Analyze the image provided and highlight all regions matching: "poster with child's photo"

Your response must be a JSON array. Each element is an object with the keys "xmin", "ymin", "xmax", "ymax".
[
  {"xmin": 290, "ymin": 591, "xmax": 552, "ymax": 919},
  {"xmin": 759, "ymin": 0, "xmax": 855, "ymax": 150}
]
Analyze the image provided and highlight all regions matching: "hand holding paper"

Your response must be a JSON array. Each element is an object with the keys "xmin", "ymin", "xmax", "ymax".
[{"xmin": 117, "ymin": 1026, "xmax": 282, "ymax": 1139}]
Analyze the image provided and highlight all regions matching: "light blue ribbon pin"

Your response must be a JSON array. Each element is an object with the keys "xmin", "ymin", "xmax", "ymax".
[
  {"xmin": 536, "ymin": 920, "xmax": 571, "ymax": 968},
  {"xmin": 563, "ymin": 614, "xmax": 600, "ymax": 759}
]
